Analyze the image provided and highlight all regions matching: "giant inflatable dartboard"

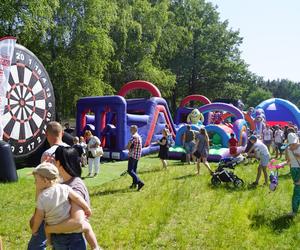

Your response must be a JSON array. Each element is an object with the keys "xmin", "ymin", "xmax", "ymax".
[{"xmin": 2, "ymin": 44, "xmax": 55, "ymax": 159}]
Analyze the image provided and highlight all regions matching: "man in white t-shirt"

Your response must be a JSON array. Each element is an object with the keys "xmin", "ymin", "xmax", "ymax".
[
  {"xmin": 262, "ymin": 125, "xmax": 273, "ymax": 151},
  {"xmin": 41, "ymin": 121, "xmax": 70, "ymax": 164},
  {"xmin": 248, "ymin": 135, "xmax": 270, "ymax": 186},
  {"xmin": 274, "ymin": 126, "xmax": 284, "ymax": 159}
]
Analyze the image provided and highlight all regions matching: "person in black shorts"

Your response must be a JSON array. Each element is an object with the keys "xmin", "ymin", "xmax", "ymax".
[{"xmin": 157, "ymin": 128, "xmax": 170, "ymax": 169}]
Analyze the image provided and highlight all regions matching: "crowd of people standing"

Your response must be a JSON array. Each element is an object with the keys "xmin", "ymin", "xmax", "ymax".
[{"xmin": 26, "ymin": 118, "xmax": 300, "ymax": 249}]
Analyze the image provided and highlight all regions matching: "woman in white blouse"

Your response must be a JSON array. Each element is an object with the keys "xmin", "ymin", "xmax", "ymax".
[{"xmin": 84, "ymin": 130, "xmax": 102, "ymax": 177}]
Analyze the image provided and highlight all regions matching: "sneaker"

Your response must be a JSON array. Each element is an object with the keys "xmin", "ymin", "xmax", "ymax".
[
  {"xmin": 87, "ymin": 173, "xmax": 93, "ymax": 177},
  {"xmin": 251, "ymin": 181, "xmax": 258, "ymax": 186},
  {"xmin": 137, "ymin": 182, "xmax": 144, "ymax": 191},
  {"xmin": 129, "ymin": 184, "xmax": 137, "ymax": 189},
  {"xmin": 94, "ymin": 173, "xmax": 98, "ymax": 177}
]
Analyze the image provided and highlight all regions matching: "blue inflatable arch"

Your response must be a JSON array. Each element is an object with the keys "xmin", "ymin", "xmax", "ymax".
[{"xmin": 256, "ymin": 98, "xmax": 300, "ymax": 128}]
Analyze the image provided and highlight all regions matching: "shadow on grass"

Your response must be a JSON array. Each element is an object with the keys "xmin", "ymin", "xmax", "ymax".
[
  {"xmin": 117, "ymin": 168, "xmax": 163, "ymax": 176},
  {"xmin": 139, "ymin": 168, "xmax": 162, "ymax": 175},
  {"xmin": 147, "ymin": 154, "xmax": 160, "ymax": 159},
  {"xmin": 249, "ymin": 214, "xmax": 269, "ymax": 229},
  {"xmin": 270, "ymin": 214, "xmax": 295, "ymax": 233},
  {"xmin": 209, "ymin": 182, "xmax": 247, "ymax": 192},
  {"xmin": 173, "ymin": 174, "xmax": 196, "ymax": 180},
  {"xmin": 249, "ymin": 213, "xmax": 294, "ymax": 233},
  {"xmin": 278, "ymin": 172, "xmax": 291, "ymax": 180},
  {"xmin": 168, "ymin": 161, "xmax": 186, "ymax": 166},
  {"xmin": 91, "ymin": 187, "xmax": 134, "ymax": 197}
]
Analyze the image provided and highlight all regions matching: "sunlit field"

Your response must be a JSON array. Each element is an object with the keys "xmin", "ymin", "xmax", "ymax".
[{"xmin": 1, "ymin": 155, "xmax": 299, "ymax": 249}]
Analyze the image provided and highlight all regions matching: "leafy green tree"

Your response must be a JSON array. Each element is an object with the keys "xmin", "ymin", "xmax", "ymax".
[
  {"xmin": 42, "ymin": 0, "xmax": 117, "ymax": 118},
  {"xmin": 3, "ymin": 0, "xmax": 300, "ymax": 120},
  {"xmin": 245, "ymin": 87, "xmax": 273, "ymax": 108},
  {"xmin": 0, "ymin": 0, "xmax": 59, "ymax": 42},
  {"xmin": 106, "ymin": 0, "xmax": 176, "ymax": 99},
  {"xmin": 154, "ymin": 0, "xmax": 254, "ymax": 111}
]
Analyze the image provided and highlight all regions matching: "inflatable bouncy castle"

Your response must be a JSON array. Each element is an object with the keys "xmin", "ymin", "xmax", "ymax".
[
  {"xmin": 76, "ymin": 81, "xmax": 176, "ymax": 160},
  {"xmin": 170, "ymin": 102, "xmax": 248, "ymax": 161},
  {"xmin": 76, "ymin": 81, "xmax": 249, "ymax": 161},
  {"xmin": 256, "ymin": 98, "xmax": 300, "ymax": 128}
]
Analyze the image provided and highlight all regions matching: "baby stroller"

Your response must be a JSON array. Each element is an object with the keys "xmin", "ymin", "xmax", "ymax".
[{"xmin": 211, "ymin": 156, "xmax": 244, "ymax": 187}]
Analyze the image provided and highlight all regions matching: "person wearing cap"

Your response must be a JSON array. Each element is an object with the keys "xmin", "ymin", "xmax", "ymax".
[
  {"xmin": 45, "ymin": 146, "xmax": 101, "ymax": 250},
  {"xmin": 286, "ymin": 133, "xmax": 300, "ymax": 216},
  {"xmin": 28, "ymin": 147, "xmax": 101, "ymax": 250},
  {"xmin": 248, "ymin": 135, "xmax": 270, "ymax": 186},
  {"xmin": 28, "ymin": 122, "xmax": 70, "ymax": 250},
  {"xmin": 30, "ymin": 162, "xmax": 97, "ymax": 249}
]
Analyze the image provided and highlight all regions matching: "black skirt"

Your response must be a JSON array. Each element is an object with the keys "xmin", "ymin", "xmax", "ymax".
[{"xmin": 159, "ymin": 146, "xmax": 169, "ymax": 159}]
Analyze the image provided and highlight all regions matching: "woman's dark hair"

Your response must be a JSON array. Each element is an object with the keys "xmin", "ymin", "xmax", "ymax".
[
  {"xmin": 55, "ymin": 146, "xmax": 82, "ymax": 177},
  {"xmin": 200, "ymin": 128, "xmax": 206, "ymax": 134}
]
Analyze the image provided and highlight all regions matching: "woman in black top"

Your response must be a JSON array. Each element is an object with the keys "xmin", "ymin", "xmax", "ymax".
[{"xmin": 157, "ymin": 128, "xmax": 170, "ymax": 169}]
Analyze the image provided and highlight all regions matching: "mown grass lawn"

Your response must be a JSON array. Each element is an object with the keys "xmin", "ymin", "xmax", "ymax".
[{"xmin": 1, "ymin": 155, "xmax": 299, "ymax": 249}]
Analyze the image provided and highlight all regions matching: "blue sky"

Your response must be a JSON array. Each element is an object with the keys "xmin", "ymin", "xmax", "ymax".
[{"xmin": 208, "ymin": 0, "xmax": 300, "ymax": 82}]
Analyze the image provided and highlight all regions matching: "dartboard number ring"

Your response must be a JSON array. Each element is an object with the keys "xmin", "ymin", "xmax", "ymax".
[{"xmin": 2, "ymin": 44, "xmax": 55, "ymax": 158}]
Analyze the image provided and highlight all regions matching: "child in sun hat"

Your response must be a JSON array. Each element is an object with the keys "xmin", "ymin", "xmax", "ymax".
[{"xmin": 30, "ymin": 162, "xmax": 99, "ymax": 249}]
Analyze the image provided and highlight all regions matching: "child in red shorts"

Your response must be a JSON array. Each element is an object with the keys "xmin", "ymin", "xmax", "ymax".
[{"xmin": 229, "ymin": 133, "xmax": 238, "ymax": 157}]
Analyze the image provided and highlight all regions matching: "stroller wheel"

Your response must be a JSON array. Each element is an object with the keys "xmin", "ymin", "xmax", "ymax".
[
  {"xmin": 211, "ymin": 176, "xmax": 221, "ymax": 186},
  {"xmin": 233, "ymin": 178, "xmax": 244, "ymax": 188}
]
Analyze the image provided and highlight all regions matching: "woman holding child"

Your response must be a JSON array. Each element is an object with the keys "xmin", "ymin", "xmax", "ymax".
[{"xmin": 29, "ymin": 146, "xmax": 100, "ymax": 250}]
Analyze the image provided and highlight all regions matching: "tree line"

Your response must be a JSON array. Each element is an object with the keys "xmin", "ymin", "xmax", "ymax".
[{"xmin": 1, "ymin": 0, "xmax": 300, "ymax": 118}]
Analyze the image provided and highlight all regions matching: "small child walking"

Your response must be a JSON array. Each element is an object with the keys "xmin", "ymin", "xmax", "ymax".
[
  {"xmin": 157, "ymin": 128, "xmax": 170, "ymax": 169},
  {"xmin": 248, "ymin": 135, "xmax": 270, "ymax": 186},
  {"xmin": 228, "ymin": 133, "xmax": 238, "ymax": 157},
  {"xmin": 30, "ymin": 162, "xmax": 100, "ymax": 249}
]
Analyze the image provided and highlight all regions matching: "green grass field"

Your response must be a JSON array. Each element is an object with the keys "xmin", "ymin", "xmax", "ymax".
[{"xmin": 1, "ymin": 155, "xmax": 299, "ymax": 249}]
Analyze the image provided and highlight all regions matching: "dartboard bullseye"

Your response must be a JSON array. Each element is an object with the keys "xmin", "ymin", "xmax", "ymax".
[{"xmin": 2, "ymin": 44, "xmax": 55, "ymax": 158}]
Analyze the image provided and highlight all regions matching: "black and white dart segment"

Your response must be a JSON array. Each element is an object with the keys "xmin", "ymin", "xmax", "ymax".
[{"xmin": 2, "ymin": 44, "xmax": 55, "ymax": 158}]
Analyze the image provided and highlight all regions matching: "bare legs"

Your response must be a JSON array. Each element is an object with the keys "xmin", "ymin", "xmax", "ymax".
[
  {"xmin": 161, "ymin": 159, "xmax": 168, "ymax": 169},
  {"xmin": 253, "ymin": 165, "xmax": 268, "ymax": 185},
  {"xmin": 186, "ymin": 153, "xmax": 191, "ymax": 164},
  {"xmin": 196, "ymin": 157, "xmax": 213, "ymax": 175}
]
